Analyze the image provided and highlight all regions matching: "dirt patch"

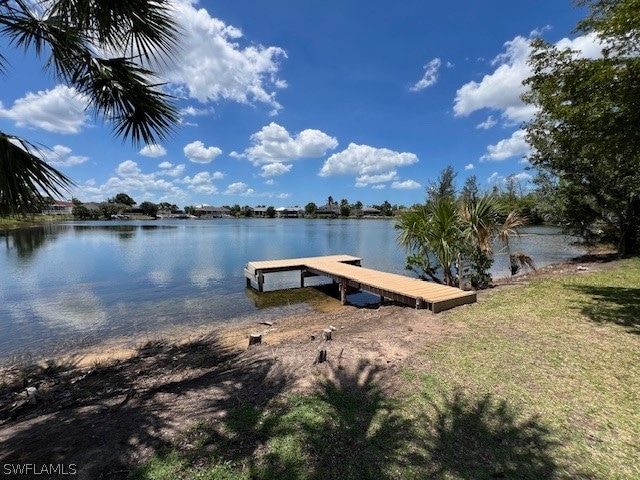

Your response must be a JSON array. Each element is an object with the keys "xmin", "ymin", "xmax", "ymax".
[{"xmin": 0, "ymin": 253, "xmax": 619, "ymax": 479}]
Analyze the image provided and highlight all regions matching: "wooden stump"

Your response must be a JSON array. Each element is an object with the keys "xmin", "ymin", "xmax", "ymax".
[
  {"xmin": 248, "ymin": 333, "xmax": 262, "ymax": 346},
  {"xmin": 322, "ymin": 328, "xmax": 332, "ymax": 341},
  {"xmin": 315, "ymin": 349, "xmax": 327, "ymax": 364}
]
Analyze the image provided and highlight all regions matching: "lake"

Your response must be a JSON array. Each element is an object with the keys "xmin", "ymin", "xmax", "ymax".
[{"xmin": 0, "ymin": 219, "xmax": 584, "ymax": 362}]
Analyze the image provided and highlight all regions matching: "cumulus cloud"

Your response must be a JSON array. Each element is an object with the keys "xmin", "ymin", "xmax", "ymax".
[
  {"xmin": 42, "ymin": 145, "xmax": 89, "ymax": 167},
  {"xmin": 183, "ymin": 140, "xmax": 222, "ymax": 164},
  {"xmin": 182, "ymin": 171, "xmax": 225, "ymax": 185},
  {"xmin": 480, "ymin": 129, "xmax": 530, "ymax": 162},
  {"xmin": 0, "ymin": 85, "xmax": 88, "ymax": 134},
  {"xmin": 391, "ymin": 180, "xmax": 421, "ymax": 190},
  {"xmin": 319, "ymin": 143, "xmax": 418, "ymax": 187},
  {"xmin": 156, "ymin": 162, "xmax": 185, "ymax": 177},
  {"xmin": 164, "ymin": 0, "xmax": 287, "ymax": 114},
  {"xmin": 410, "ymin": 58, "xmax": 442, "ymax": 91},
  {"xmin": 464, "ymin": 163, "xmax": 474, "ymax": 170},
  {"xmin": 237, "ymin": 122, "xmax": 338, "ymax": 165},
  {"xmin": 72, "ymin": 160, "xmax": 186, "ymax": 203},
  {"xmin": 260, "ymin": 163, "xmax": 292, "ymax": 177},
  {"xmin": 355, "ymin": 172, "xmax": 398, "ymax": 188},
  {"xmin": 225, "ymin": 182, "xmax": 254, "ymax": 196},
  {"xmin": 139, "ymin": 144, "xmax": 167, "ymax": 158},
  {"xmin": 454, "ymin": 32, "xmax": 603, "ymax": 124}
]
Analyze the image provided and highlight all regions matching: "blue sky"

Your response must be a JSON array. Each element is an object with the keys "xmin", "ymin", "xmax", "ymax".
[{"xmin": 0, "ymin": 0, "xmax": 603, "ymax": 209}]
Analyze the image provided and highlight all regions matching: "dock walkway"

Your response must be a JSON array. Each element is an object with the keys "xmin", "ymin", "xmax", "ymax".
[{"xmin": 244, "ymin": 254, "xmax": 476, "ymax": 313}]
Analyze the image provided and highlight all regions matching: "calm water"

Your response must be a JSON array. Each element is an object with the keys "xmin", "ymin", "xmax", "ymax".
[{"xmin": 0, "ymin": 219, "xmax": 583, "ymax": 361}]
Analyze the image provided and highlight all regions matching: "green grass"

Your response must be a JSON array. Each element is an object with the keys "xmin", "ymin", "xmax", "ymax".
[{"xmin": 132, "ymin": 258, "xmax": 640, "ymax": 479}]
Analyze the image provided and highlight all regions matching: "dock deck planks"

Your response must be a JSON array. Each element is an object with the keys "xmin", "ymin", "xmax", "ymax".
[{"xmin": 245, "ymin": 254, "xmax": 476, "ymax": 313}]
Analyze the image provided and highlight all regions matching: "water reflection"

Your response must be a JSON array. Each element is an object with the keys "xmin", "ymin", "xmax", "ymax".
[
  {"xmin": 0, "ymin": 220, "xmax": 584, "ymax": 361},
  {"xmin": 1, "ymin": 225, "xmax": 55, "ymax": 258}
]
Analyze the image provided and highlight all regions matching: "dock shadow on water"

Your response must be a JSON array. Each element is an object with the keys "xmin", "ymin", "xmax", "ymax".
[{"xmin": 245, "ymin": 283, "xmax": 386, "ymax": 311}]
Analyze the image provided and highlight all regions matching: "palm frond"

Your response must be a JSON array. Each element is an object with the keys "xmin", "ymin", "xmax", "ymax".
[
  {"xmin": 509, "ymin": 252, "xmax": 537, "ymax": 275},
  {"xmin": 0, "ymin": 132, "xmax": 75, "ymax": 216},
  {"xmin": 47, "ymin": 0, "xmax": 179, "ymax": 65},
  {"xmin": 499, "ymin": 211, "xmax": 530, "ymax": 249}
]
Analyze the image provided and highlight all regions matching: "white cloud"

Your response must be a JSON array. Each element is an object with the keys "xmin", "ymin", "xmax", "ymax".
[
  {"xmin": 464, "ymin": 163, "xmax": 474, "ymax": 170},
  {"xmin": 264, "ymin": 179, "xmax": 275, "ymax": 186},
  {"xmin": 475, "ymin": 115, "xmax": 497, "ymax": 130},
  {"xmin": 410, "ymin": 58, "xmax": 442, "ymax": 91},
  {"xmin": 480, "ymin": 129, "xmax": 530, "ymax": 162},
  {"xmin": 43, "ymin": 145, "xmax": 89, "ymax": 167},
  {"xmin": 182, "ymin": 171, "xmax": 221, "ymax": 195},
  {"xmin": 0, "ymin": 85, "xmax": 88, "ymax": 134},
  {"xmin": 180, "ymin": 105, "xmax": 214, "ymax": 117},
  {"xmin": 117, "ymin": 160, "xmax": 142, "ymax": 177},
  {"xmin": 372, "ymin": 184, "xmax": 386, "ymax": 190},
  {"xmin": 260, "ymin": 163, "xmax": 292, "ymax": 177},
  {"xmin": 139, "ymin": 144, "xmax": 167, "ymax": 158},
  {"xmin": 72, "ymin": 160, "xmax": 187, "ymax": 203},
  {"xmin": 355, "ymin": 172, "xmax": 398, "ymax": 187},
  {"xmin": 225, "ymin": 182, "xmax": 254, "ymax": 196},
  {"xmin": 238, "ymin": 122, "xmax": 338, "ymax": 165},
  {"xmin": 391, "ymin": 180, "xmax": 421, "ymax": 190},
  {"xmin": 183, "ymin": 140, "xmax": 222, "ymax": 164},
  {"xmin": 513, "ymin": 172, "xmax": 533, "ymax": 182},
  {"xmin": 319, "ymin": 144, "xmax": 419, "ymax": 185},
  {"xmin": 454, "ymin": 32, "xmax": 603, "ymax": 124},
  {"xmin": 157, "ymin": 163, "xmax": 185, "ymax": 177},
  {"xmin": 164, "ymin": 0, "xmax": 287, "ymax": 114},
  {"xmin": 182, "ymin": 171, "xmax": 225, "ymax": 185}
]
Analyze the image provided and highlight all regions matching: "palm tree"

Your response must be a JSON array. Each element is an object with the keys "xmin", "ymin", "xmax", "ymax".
[
  {"xmin": 0, "ymin": 0, "xmax": 179, "ymax": 215},
  {"xmin": 396, "ymin": 194, "xmax": 531, "ymax": 287}
]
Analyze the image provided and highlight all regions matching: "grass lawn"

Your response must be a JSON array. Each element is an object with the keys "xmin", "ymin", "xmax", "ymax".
[{"xmin": 133, "ymin": 258, "xmax": 640, "ymax": 479}]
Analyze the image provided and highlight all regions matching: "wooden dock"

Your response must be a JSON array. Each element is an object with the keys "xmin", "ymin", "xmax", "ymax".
[{"xmin": 244, "ymin": 254, "xmax": 476, "ymax": 313}]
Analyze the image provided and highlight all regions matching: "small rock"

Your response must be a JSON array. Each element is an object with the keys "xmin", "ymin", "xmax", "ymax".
[
  {"xmin": 577, "ymin": 266, "xmax": 589, "ymax": 271},
  {"xmin": 26, "ymin": 387, "xmax": 38, "ymax": 405},
  {"xmin": 329, "ymin": 325, "xmax": 337, "ymax": 331},
  {"xmin": 309, "ymin": 335, "xmax": 316, "ymax": 341}
]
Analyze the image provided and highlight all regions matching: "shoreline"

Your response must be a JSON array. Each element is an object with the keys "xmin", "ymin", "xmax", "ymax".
[{"xmin": 2, "ymin": 250, "xmax": 615, "ymax": 370}]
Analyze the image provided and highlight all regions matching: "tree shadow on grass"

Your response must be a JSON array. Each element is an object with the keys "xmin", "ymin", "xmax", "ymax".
[
  {"xmin": 423, "ymin": 389, "xmax": 563, "ymax": 479},
  {"xmin": 0, "ymin": 334, "xmax": 291, "ymax": 479},
  {"xmin": 254, "ymin": 361, "xmax": 421, "ymax": 480},
  {"xmin": 568, "ymin": 285, "xmax": 640, "ymax": 334},
  {"xmin": 133, "ymin": 360, "xmax": 423, "ymax": 480}
]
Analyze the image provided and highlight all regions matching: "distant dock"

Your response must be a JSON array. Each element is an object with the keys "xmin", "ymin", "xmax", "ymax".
[{"xmin": 244, "ymin": 254, "xmax": 476, "ymax": 313}]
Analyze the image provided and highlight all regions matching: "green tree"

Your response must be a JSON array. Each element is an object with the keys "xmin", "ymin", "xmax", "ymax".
[
  {"xmin": 99, "ymin": 202, "xmax": 120, "ymax": 219},
  {"xmin": 427, "ymin": 165, "xmax": 457, "ymax": 202},
  {"xmin": 72, "ymin": 204, "xmax": 99, "ymax": 220},
  {"xmin": 266, "ymin": 206, "xmax": 276, "ymax": 218},
  {"xmin": 305, "ymin": 202, "xmax": 317, "ymax": 217},
  {"xmin": 380, "ymin": 200, "xmax": 393, "ymax": 217},
  {"xmin": 523, "ymin": 0, "xmax": 640, "ymax": 253},
  {"xmin": 110, "ymin": 193, "xmax": 136, "ymax": 207},
  {"xmin": 396, "ymin": 169, "xmax": 531, "ymax": 287},
  {"xmin": 242, "ymin": 205, "xmax": 254, "ymax": 217},
  {"xmin": 460, "ymin": 175, "xmax": 480, "ymax": 205},
  {"xmin": 340, "ymin": 198, "xmax": 350, "ymax": 217},
  {"xmin": 139, "ymin": 201, "xmax": 158, "ymax": 217},
  {"xmin": 230, "ymin": 204, "xmax": 241, "ymax": 217},
  {"xmin": 0, "ymin": 0, "xmax": 179, "ymax": 216}
]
